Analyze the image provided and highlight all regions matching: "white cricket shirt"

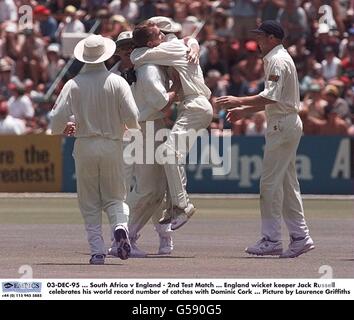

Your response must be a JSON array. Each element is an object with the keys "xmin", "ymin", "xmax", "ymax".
[
  {"xmin": 131, "ymin": 38, "xmax": 211, "ymax": 101},
  {"xmin": 258, "ymin": 44, "xmax": 301, "ymax": 119},
  {"xmin": 133, "ymin": 64, "xmax": 169, "ymax": 122},
  {"xmin": 50, "ymin": 63, "xmax": 139, "ymax": 139}
]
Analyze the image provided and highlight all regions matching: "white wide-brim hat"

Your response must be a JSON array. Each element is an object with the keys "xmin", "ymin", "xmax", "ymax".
[{"xmin": 74, "ymin": 34, "xmax": 116, "ymax": 64}]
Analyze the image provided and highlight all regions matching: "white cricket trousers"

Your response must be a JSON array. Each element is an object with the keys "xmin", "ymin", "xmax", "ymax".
[
  {"xmin": 260, "ymin": 113, "xmax": 310, "ymax": 242},
  {"xmin": 127, "ymin": 119, "xmax": 169, "ymax": 239},
  {"xmin": 157, "ymin": 96, "xmax": 213, "ymax": 209},
  {"xmin": 73, "ymin": 137, "xmax": 129, "ymax": 255},
  {"xmin": 123, "ymin": 130, "xmax": 136, "ymax": 192}
]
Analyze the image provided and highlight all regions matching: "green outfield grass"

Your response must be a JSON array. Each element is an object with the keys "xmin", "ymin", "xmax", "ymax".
[
  {"xmin": 0, "ymin": 197, "xmax": 352, "ymax": 224},
  {"xmin": 0, "ymin": 195, "xmax": 353, "ymax": 278}
]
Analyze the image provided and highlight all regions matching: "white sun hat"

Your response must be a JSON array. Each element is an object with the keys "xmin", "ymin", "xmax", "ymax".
[
  {"xmin": 115, "ymin": 31, "xmax": 133, "ymax": 47},
  {"xmin": 74, "ymin": 34, "xmax": 116, "ymax": 64},
  {"xmin": 148, "ymin": 16, "xmax": 182, "ymax": 34},
  {"xmin": 47, "ymin": 43, "xmax": 60, "ymax": 54}
]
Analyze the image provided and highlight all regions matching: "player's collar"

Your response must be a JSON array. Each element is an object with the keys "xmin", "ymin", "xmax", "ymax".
[
  {"xmin": 263, "ymin": 44, "xmax": 284, "ymax": 63},
  {"xmin": 80, "ymin": 62, "xmax": 107, "ymax": 74}
]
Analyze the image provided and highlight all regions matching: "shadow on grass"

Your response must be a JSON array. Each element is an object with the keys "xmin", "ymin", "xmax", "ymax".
[
  {"xmin": 223, "ymin": 256, "xmax": 281, "ymax": 259},
  {"xmin": 144, "ymin": 255, "xmax": 195, "ymax": 259},
  {"xmin": 35, "ymin": 263, "xmax": 123, "ymax": 266},
  {"xmin": 339, "ymin": 258, "xmax": 354, "ymax": 262}
]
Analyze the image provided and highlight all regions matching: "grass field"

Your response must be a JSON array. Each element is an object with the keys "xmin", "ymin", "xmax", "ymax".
[{"xmin": 0, "ymin": 196, "xmax": 353, "ymax": 278}]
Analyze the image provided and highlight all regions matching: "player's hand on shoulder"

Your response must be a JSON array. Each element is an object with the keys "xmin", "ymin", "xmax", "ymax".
[{"xmin": 186, "ymin": 46, "xmax": 200, "ymax": 64}]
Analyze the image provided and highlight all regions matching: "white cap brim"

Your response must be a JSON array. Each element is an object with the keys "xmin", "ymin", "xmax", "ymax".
[{"xmin": 74, "ymin": 37, "xmax": 116, "ymax": 64}]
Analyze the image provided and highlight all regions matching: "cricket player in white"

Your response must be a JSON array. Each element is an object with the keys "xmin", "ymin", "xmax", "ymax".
[
  {"xmin": 126, "ymin": 65, "xmax": 180, "ymax": 256},
  {"xmin": 109, "ymin": 22, "xmax": 198, "ymax": 256},
  {"xmin": 131, "ymin": 21, "xmax": 213, "ymax": 230},
  {"xmin": 50, "ymin": 35, "xmax": 140, "ymax": 265},
  {"xmin": 110, "ymin": 31, "xmax": 137, "ymax": 195},
  {"xmin": 216, "ymin": 21, "xmax": 314, "ymax": 258},
  {"xmin": 109, "ymin": 30, "xmax": 177, "ymax": 257}
]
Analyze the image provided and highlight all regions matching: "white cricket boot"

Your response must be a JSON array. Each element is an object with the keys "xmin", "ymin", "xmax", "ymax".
[
  {"xmin": 280, "ymin": 236, "xmax": 315, "ymax": 258},
  {"xmin": 129, "ymin": 234, "xmax": 147, "ymax": 258},
  {"xmin": 155, "ymin": 224, "xmax": 173, "ymax": 255},
  {"xmin": 113, "ymin": 224, "xmax": 131, "ymax": 260},
  {"xmin": 171, "ymin": 203, "xmax": 196, "ymax": 231},
  {"xmin": 245, "ymin": 238, "xmax": 283, "ymax": 256}
]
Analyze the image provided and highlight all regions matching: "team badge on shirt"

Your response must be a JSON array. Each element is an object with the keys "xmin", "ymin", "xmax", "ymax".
[{"xmin": 268, "ymin": 74, "xmax": 279, "ymax": 82}]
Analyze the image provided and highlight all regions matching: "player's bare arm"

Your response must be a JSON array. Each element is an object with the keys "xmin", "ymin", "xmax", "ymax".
[{"xmin": 216, "ymin": 95, "xmax": 274, "ymax": 122}]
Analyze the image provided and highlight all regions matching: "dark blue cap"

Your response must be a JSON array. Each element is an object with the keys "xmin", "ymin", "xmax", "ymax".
[{"xmin": 251, "ymin": 20, "xmax": 285, "ymax": 40}]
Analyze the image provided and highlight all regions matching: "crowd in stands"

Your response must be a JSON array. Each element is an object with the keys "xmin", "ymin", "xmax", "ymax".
[{"xmin": 0, "ymin": 0, "xmax": 354, "ymax": 136}]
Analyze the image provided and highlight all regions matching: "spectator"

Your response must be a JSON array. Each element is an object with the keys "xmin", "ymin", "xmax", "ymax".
[
  {"xmin": 7, "ymin": 83, "xmax": 34, "ymax": 121},
  {"xmin": 109, "ymin": 0, "xmax": 139, "ymax": 23},
  {"xmin": 260, "ymin": 0, "xmax": 285, "ymax": 21},
  {"xmin": 0, "ymin": 1, "xmax": 352, "ymax": 138},
  {"xmin": 57, "ymin": 5, "xmax": 85, "ymax": 38},
  {"xmin": 339, "ymin": 27, "xmax": 354, "ymax": 58},
  {"xmin": 226, "ymin": 64, "xmax": 249, "ymax": 97},
  {"xmin": 3, "ymin": 22, "xmax": 20, "ymax": 61},
  {"xmin": 323, "ymin": 84, "xmax": 352, "ymax": 125},
  {"xmin": 85, "ymin": 0, "xmax": 109, "ymax": 12},
  {"xmin": 96, "ymin": 9, "xmax": 115, "ymax": 38},
  {"xmin": 300, "ymin": 58, "xmax": 326, "ymax": 96},
  {"xmin": 341, "ymin": 41, "xmax": 354, "ymax": 76},
  {"xmin": 288, "ymin": 37, "xmax": 311, "ymax": 82},
  {"xmin": 34, "ymin": 5, "xmax": 58, "ymax": 43},
  {"xmin": 298, "ymin": 104, "xmax": 324, "ymax": 135},
  {"xmin": 188, "ymin": 2, "xmax": 205, "ymax": 21},
  {"xmin": 0, "ymin": 58, "xmax": 13, "ymax": 99},
  {"xmin": 48, "ymin": 0, "xmax": 78, "ymax": 14},
  {"xmin": 0, "ymin": 101, "xmax": 26, "ymax": 135},
  {"xmin": 45, "ymin": 43, "xmax": 65, "ymax": 83},
  {"xmin": 174, "ymin": 2, "xmax": 189, "ymax": 24},
  {"xmin": 245, "ymin": 111, "xmax": 267, "ymax": 136},
  {"xmin": 203, "ymin": 43, "xmax": 227, "ymax": 75},
  {"xmin": 302, "ymin": 83, "xmax": 327, "ymax": 119},
  {"xmin": 205, "ymin": 69, "xmax": 227, "ymax": 97},
  {"xmin": 138, "ymin": 0, "xmax": 157, "ymax": 22},
  {"xmin": 304, "ymin": 0, "xmax": 344, "ymax": 35},
  {"xmin": 319, "ymin": 105, "xmax": 349, "ymax": 135},
  {"xmin": 213, "ymin": 8, "xmax": 233, "ymax": 39},
  {"xmin": 16, "ymin": 28, "xmax": 48, "ymax": 85},
  {"xmin": 105, "ymin": 15, "xmax": 131, "ymax": 40},
  {"xmin": 181, "ymin": 16, "xmax": 201, "ymax": 38},
  {"xmin": 0, "ymin": 0, "xmax": 17, "ymax": 23},
  {"xmin": 312, "ymin": 23, "xmax": 340, "ymax": 62},
  {"xmin": 237, "ymin": 40, "xmax": 263, "ymax": 82},
  {"xmin": 321, "ymin": 46, "xmax": 342, "ymax": 80},
  {"xmin": 231, "ymin": 0, "xmax": 259, "ymax": 43},
  {"xmin": 278, "ymin": 0, "xmax": 308, "ymax": 45}
]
